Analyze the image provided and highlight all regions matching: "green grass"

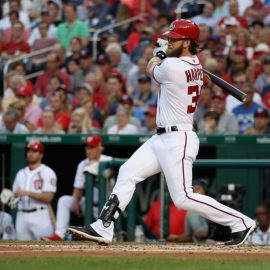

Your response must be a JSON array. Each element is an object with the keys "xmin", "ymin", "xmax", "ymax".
[{"xmin": 0, "ymin": 256, "xmax": 270, "ymax": 270}]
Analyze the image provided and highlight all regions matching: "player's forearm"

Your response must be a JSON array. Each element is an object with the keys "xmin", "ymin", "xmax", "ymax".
[
  {"xmin": 146, "ymin": 57, "xmax": 161, "ymax": 77},
  {"xmin": 26, "ymin": 191, "xmax": 55, "ymax": 204},
  {"xmin": 72, "ymin": 188, "xmax": 83, "ymax": 202}
]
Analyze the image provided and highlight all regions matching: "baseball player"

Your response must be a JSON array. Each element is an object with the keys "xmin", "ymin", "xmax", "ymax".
[
  {"xmin": 12, "ymin": 140, "xmax": 57, "ymax": 240},
  {"xmin": 42, "ymin": 135, "xmax": 113, "ymax": 241},
  {"xmin": 68, "ymin": 19, "xmax": 256, "ymax": 246},
  {"xmin": 0, "ymin": 211, "xmax": 16, "ymax": 240}
]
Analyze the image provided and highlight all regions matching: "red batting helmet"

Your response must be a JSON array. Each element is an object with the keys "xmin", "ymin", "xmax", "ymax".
[
  {"xmin": 26, "ymin": 140, "xmax": 44, "ymax": 153},
  {"xmin": 162, "ymin": 19, "xmax": 200, "ymax": 43}
]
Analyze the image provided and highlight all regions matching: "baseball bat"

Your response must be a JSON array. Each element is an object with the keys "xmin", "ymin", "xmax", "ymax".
[{"xmin": 203, "ymin": 69, "xmax": 247, "ymax": 103}]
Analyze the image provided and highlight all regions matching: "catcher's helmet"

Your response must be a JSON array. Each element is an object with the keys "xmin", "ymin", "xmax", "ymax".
[
  {"xmin": 162, "ymin": 19, "xmax": 200, "ymax": 43},
  {"xmin": 26, "ymin": 140, "xmax": 44, "ymax": 153}
]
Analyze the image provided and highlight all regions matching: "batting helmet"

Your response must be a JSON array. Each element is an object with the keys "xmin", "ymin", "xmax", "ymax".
[
  {"xmin": 26, "ymin": 140, "xmax": 44, "ymax": 153},
  {"xmin": 162, "ymin": 19, "xmax": 200, "ymax": 43}
]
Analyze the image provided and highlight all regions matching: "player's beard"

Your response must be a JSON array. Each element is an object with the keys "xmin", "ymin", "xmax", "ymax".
[{"xmin": 167, "ymin": 43, "xmax": 183, "ymax": 58}]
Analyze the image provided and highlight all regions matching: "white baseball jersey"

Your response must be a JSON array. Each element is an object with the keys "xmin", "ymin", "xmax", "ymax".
[
  {"xmin": 73, "ymin": 155, "xmax": 113, "ymax": 189},
  {"xmin": 152, "ymin": 56, "xmax": 203, "ymax": 127},
  {"xmin": 12, "ymin": 164, "xmax": 57, "ymax": 240},
  {"xmin": 0, "ymin": 211, "xmax": 16, "ymax": 240},
  {"xmin": 13, "ymin": 164, "xmax": 57, "ymax": 210},
  {"xmin": 90, "ymin": 54, "xmax": 255, "ymax": 242}
]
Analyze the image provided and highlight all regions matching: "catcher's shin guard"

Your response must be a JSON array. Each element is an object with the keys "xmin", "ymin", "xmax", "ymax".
[{"xmin": 99, "ymin": 194, "xmax": 121, "ymax": 227}]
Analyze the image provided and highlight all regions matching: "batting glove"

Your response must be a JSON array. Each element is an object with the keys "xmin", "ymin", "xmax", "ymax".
[{"xmin": 153, "ymin": 38, "xmax": 168, "ymax": 60}]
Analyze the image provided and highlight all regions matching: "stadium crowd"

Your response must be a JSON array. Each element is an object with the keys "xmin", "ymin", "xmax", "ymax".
[
  {"xmin": 0, "ymin": 0, "xmax": 270, "ymax": 135},
  {"xmin": 1, "ymin": 0, "xmax": 270, "ymax": 243}
]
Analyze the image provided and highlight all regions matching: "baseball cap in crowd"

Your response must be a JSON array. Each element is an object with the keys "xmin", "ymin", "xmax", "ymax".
[
  {"xmin": 192, "ymin": 178, "xmax": 208, "ymax": 190},
  {"xmin": 120, "ymin": 95, "xmax": 133, "ymax": 106},
  {"xmin": 212, "ymin": 92, "xmax": 226, "ymax": 102},
  {"xmin": 85, "ymin": 135, "xmax": 103, "ymax": 148},
  {"xmin": 26, "ymin": 140, "xmax": 44, "ymax": 153},
  {"xmin": 78, "ymin": 83, "xmax": 93, "ymax": 94},
  {"xmin": 138, "ymin": 74, "xmax": 151, "ymax": 83},
  {"xmin": 224, "ymin": 16, "xmax": 239, "ymax": 27},
  {"xmin": 263, "ymin": 92, "xmax": 270, "ymax": 109},
  {"xmin": 234, "ymin": 47, "xmax": 246, "ymax": 56},
  {"xmin": 254, "ymin": 43, "xmax": 269, "ymax": 54},
  {"xmin": 145, "ymin": 107, "xmax": 157, "ymax": 117},
  {"xmin": 254, "ymin": 108, "xmax": 269, "ymax": 118},
  {"xmin": 80, "ymin": 50, "xmax": 92, "ymax": 59},
  {"xmin": 263, "ymin": 55, "xmax": 270, "ymax": 65},
  {"xmin": 16, "ymin": 85, "xmax": 33, "ymax": 97}
]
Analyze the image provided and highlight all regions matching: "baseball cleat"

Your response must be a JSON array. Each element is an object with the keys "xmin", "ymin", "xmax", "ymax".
[
  {"xmin": 41, "ymin": 234, "xmax": 63, "ymax": 241},
  {"xmin": 224, "ymin": 223, "xmax": 256, "ymax": 246},
  {"xmin": 67, "ymin": 225, "xmax": 111, "ymax": 245}
]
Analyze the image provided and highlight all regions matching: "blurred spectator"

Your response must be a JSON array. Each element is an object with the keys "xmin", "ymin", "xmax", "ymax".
[
  {"xmin": 105, "ymin": 43, "xmax": 135, "ymax": 78},
  {"xmin": 48, "ymin": 0, "xmax": 62, "ymax": 27},
  {"xmin": 1, "ymin": 10, "xmax": 30, "ymax": 43},
  {"xmin": 132, "ymin": 74, "xmax": 157, "ymax": 124},
  {"xmin": 232, "ymin": 83, "xmax": 264, "ymax": 133},
  {"xmin": 126, "ymin": 17, "xmax": 149, "ymax": 55},
  {"xmin": 65, "ymin": 37, "xmax": 84, "ymax": 65},
  {"xmin": 214, "ymin": 0, "xmax": 229, "ymax": 18},
  {"xmin": 0, "ymin": 210, "xmax": 16, "ymax": 240},
  {"xmin": 218, "ymin": 0, "xmax": 248, "ymax": 28},
  {"xmin": 0, "ymin": 21, "xmax": 30, "ymax": 61},
  {"xmin": 192, "ymin": 1, "xmax": 219, "ymax": 30},
  {"xmin": 243, "ymin": 0, "xmax": 270, "ymax": 24},
  {"xmin": 145, "ymin": 197, "xmax": 187, "ymax": 240},
  {"xmin": 198, "ymin": 109, "xmax": 224, "ymax": 135},
  {"xmin": 68, "ymin": 108, "xmax": 90, "ymax": 134},
  {"xmin": 28, "ymin": 8, "xmax": 57, "ymax": 46},
  {"xmin": 0, "ymin": 109, "xmax": 29, "ymax": 134},
  {"xmin": 72, "ymin": 83, "xmax": 93, "ymax": 110},
  {"xmin": 103, "ymin": 95, "xmax": 141, "ymax": 133},
  {"xmin": 210, "ymin": 92, "xmax": 239, "ymax": 134},
  {"xmin": 254, "ymin": 55, "xmax": 270, "ymax": 95},
  {"xmin": 247, "ymin": 203, "xmax": 270, "ymax": 245},
  {"xmin": 194, "ymin": 85, "xmax": 212, "ymax": 125},
  {"xmin": 31, "ymin": 21, "xmax": 58, "ymax": 70},
  {"xmin": 67, "ymin": 59, "xmax": 85, "ymax": 93},
  {"xmin": 56, "ymin": 3, "xmax": 89, "ymax": 49},
  {"xmin": 0, "ymin": 0, "xmax": 31, "ymax": 31},
  {"xmin": 198, "ymin": 24, "xmax": 212, "ymax": 51},
  {"xmin": 88, "ymin": 0, "xmax": 111, "ymax": 29},
  {"xmin": 82, "ymin": 98, "xmax": 102, "ymax": 130},
  {"xmin": 167, "ymin": 179, "xmax": 209, "ymax": 243},
  {"xmin": 42, "ymin": 135, "xmax": 113, "ymax": 241},
  {"xmin": 35, "ymin": 52, "xmax": 71, "ymax": 97},
  {"xmin": 79, "ymin": 50, "xmax": 102, "ymax": 79},
  {"xmin": 126, "ymin": 57, "xmax": 149, "ymax": 95},
  {"xmin": 139, "ymin": 107, "xmax": 157, "ymax": 134},
  {"xmin": 38, "ymin": 92, "xmax": 71, "ymax": 132},
  {"xmin": 16, "ymin": 84, "xmax": 43, "ymax": 131},
  {"xmin": 244, "ymin": 108, "xmax": 270, "ymax": 134},
  {"xmin": 34, "ymin": 108, "xmax": 65, "ymax": 134},
  {"xmin": 228, "ymin": 47, "xmax": 249, "ymax": 73},
  {"xmin": 102, "ymin": 73, "xmax": 125, "ymax": 119},
  {"xmin": 8, "ymin": 100, "xmax": 26, "ymax": 126},
  {"xmin": 107, "ymin": 105, "xmax": 139, "ymax": 134},
  {"xmin": 226, "ymin": 71, "xmax": 263, "ymax": 112},
  {"xmin": 12, "ymin": 140, "xmax": 57, "ymax": 240}
]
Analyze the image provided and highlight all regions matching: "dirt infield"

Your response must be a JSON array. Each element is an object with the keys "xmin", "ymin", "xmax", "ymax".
[{"xmin": 0, "ymin": 242, "xmax": 270, "ymax": 260}]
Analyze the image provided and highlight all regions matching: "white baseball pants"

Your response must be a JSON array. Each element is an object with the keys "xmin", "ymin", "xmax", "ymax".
[{"xmin": 112, "ymin": 131, "xmax": 254, "ymax": 233}]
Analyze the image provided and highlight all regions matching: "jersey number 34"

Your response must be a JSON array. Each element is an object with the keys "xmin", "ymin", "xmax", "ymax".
[{"xmin": 187, "ymin": 85, "xmax": 200, "ymax": 114}]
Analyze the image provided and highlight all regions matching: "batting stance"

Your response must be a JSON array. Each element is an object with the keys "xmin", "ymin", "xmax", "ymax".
[
  {"xmin": 68, "ymin": 19, "xmax": 256, "ymax": 246},
  {"xmin": 12, "ymin": 140, "xmax": 57, "ymax": 240}
]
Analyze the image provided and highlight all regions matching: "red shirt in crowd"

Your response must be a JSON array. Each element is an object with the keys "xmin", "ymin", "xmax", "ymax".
[
  {"xmin": 0, "ymin": 40, "xmax": 30, "ymax": 55},
  {"xmin": 145, "ymin": 200, "xmax": 187, "ymax": 239}
]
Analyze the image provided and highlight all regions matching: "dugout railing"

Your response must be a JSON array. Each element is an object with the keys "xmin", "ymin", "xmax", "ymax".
[{"xmin": 84, "ymin": 158, "xmax": 270, "ymax": 241}]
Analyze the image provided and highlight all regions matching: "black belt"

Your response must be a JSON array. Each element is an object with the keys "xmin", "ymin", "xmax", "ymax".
[
  {"xmin": 21, "ymin": 207, "xmax": 46, "ymax": 213},
  {"xmin": 156, "ymin": 126, "xmax": 179, "ymax": 135}
]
